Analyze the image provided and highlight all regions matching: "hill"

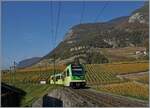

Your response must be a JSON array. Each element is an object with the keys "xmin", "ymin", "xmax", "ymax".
[
  {"xmin": 34, "ymin": 2, "xmax": 149, "ymax": 66},
  {"xmin": 17, "ymin": 57, "xmax": 41, "ymax": 68}
]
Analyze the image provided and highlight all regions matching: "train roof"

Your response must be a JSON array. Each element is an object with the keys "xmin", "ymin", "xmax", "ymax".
[
  {"xmin": 61, "ymin": 64, "xmax": 83, "ymax": 73},
  {"xmin": 67, "ymin": 64, "xmax": 82, "ymax": 67}
]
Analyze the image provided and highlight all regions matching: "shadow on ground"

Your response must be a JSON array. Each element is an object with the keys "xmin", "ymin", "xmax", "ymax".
[
  {"xmin": 43, "ymin": 94, "xmax": 63, "ymax": 107},
  {"xmin": 1, "ymin": 82, "xmax": 26, "ymax": 107},
  {"xmin": 72, "ymin": 86, "xmax": 91, "ymax": 89}
]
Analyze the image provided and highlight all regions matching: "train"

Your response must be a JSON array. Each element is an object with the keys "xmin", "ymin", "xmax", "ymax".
[{"xmin": 50, "ymin": 64, "xmax": 86, "ymax": 88}]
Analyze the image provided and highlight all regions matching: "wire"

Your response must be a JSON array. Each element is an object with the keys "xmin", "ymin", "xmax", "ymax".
[
  {"xmin": 79, "ymin": 1, "xmax": 85, "ymax": 24},
  {"xmin": 50, "ymin": 1, "xmax": 54, "ymax": 47},
  {"xmin": 50, "ymin": 1, "xmax": 55, "ymax": 83},
  {"xmin": 94, "ymin": 2, "xmax": 108, "ymax": 22},
  {"xmin": 54, "ymin": 1, "xmax": 61, "ymax": 48},
  {"xmin": 74, "ymin": 1, "xmax": 86, "ymax": 64},
  {"xmin": 86, "ymin": 2, "xmax": 108, "ymax": 64},
  {"xmin": 53, "ymin": 1, "xmax": 62, "ymax": 84}
]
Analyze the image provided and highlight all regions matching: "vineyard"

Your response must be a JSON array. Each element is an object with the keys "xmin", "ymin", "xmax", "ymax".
[
  {"xmin": 85, "ymin": 64, "xmax": 123, "ymax": 85},
  {"xmin": 2, "ymin": 62, "xmax": 149, "ymax": 101},
  {"xmin": 100, "ymin": 62, "xmax": 149, "ymax": 75},
  {"xmin": 2, "ymin": 64, "xmax": 66, "ymax": 84},
  {"xmin": 84, "ymin": 62, "xmax": 149, "ymax": 101},
  {"xmin": 136, "ymin": 74, "xmax": 149, "ymax": 84},
  {"xmin": 1, "ymin": 65, "xmax": 63, "ymax": 107},
  {"xmin": 85, "ymin": 62, "xmax": 149, "ymax": 85},
  {"xmin": 2, "ymin": 71, "xmax": 51, "ymax": 84},
  {"xmin": 2, "ymin": 62, "xmax": 149, "ymax": 85},
  {"xmin": 17, "ymin": 64, "xmax": 66, "ymax": 72},
  {"xmin": 96, "ymin": 82, "xmax": 149, "ymax": 100}
]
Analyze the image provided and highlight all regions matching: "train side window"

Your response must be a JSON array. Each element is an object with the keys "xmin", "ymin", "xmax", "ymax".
[
  {"xmin": 64, "ymin": 71, "xmax": 67, "ymax": 77},
  {"xmin": 67, "ymin": 69, "xmax": 69, "ymax": 76},
  {"xmin": 56, "ymin": 76, "xmax": 59, "ymax": 81},
  {"xmin": 63, "ymin": 72, "xmax": 66, "ymax": 77},
  {"xmin": 62, "ymin": 74, "xmax": 65, "ymax": 80}
]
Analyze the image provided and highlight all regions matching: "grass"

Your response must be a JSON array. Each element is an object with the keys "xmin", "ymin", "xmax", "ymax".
[
  {"xmin": 4, "ymin": 82, "xmax": 59, "ymax": 107},
  {"xmin": 2, "ymin": 69, "xmax": 62, "ymax": 107},
  {"xmin": 96, "ymin": 82, "xmax": 149, "ymax": 101},
  {"xmin": 1, "ymin": 66, "xmax": 64, "ymax": 107}
]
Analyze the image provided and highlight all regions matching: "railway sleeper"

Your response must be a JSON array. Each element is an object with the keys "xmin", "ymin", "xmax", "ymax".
[{"xmin": 70, "ymin": 82, "xmax": 86, "ymax": 88}]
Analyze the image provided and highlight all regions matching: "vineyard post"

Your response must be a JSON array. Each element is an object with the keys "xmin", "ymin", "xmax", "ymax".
[
  {"xmin": 12, "ymin": 66, "xmax": 15, "ymax": 85},
  {"xmin": 12, "ymin": 66, "xmax": 13, "ymax": 85},
  {"xmin": 38, "ymin": 63, "xmax": 42, "ymax": 84},
  {"xmin": 53, "ymin": 54, "xmax": 56, "ymax": 85},
  {"xmin": 13, "ymin": 61, "xmax": 16, "ymax": 85},
  {"xmin": 45, "ymin": 62, "xmax": 47, "ymax": 72},
  {"xmin": 39, "ymin": 63, "xmax": 42, "ymax": 72},
  {"xmin": 48, "ymin": 61, "xmax": 51, "ymax": 84},
  {"xmin": 9, "ymin": 67, "xmax": 11, "ymax": 84},
  {"xmin": 11, "ymin": 65, "xmax": 14, "ymax": 86}
]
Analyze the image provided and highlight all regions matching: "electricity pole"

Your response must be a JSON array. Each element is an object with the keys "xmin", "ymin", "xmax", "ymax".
[
  {"xmin": 13, "ymin": 61, "xmax": 17, "ymax": 85},
  {"xmin": 53, "ymin": 54, "xmax": 56, "ymax": 85}
]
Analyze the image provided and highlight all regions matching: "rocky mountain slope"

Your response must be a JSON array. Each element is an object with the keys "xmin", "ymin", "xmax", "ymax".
[{"xmin": 35, "ymin": 2, "xmax": 149, "ymax": 66}]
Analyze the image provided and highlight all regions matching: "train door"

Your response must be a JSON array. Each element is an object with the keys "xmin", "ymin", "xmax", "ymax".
[
  {"xmin": 64, "ymin": 68, "xmax": 71, "ymax": 86},
  {"xmin": 50, "ymin": 76, "xmax": 54, "ymax": 84},
  {"xmin": 56, "ymin": 75, "xmax": 63, "ymax": 85}
]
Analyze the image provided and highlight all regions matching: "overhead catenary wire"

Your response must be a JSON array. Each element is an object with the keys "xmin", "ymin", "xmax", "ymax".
[
  {"xmin": 50, "ymin": 1, "xmax": 108, "ymax": 65},
  {"xmin": 94, "ymin": 2, "xmax": 108, "ymax": 22},
  {"xmin": 50, "ymin": 1, "xmax": 54, "ymax": 47},
  {"xmin": 93, "ymin": 2, "xmax": 109, "ymax": 88},
  {"xmin": 87, "ymin": 2, "xmax": 108, "ymax": 64},
  {"xmin": 52, "ymin": 1, "xmax": 62, "ymax": 84},
  {"xmin": 54, "ymin": 2, "xmax": 62, "ymax": 48},
  {"xmin": 95, "ymin": 2, "xmax": 109, "ymax": 40},
  {"xmin": 74, "ymin": 1, "xmax": 86, "ymax": 64},
  {"xmin": 79, "ymin": 1, "xmax": 86, "ymax": 24},
  {"xmin": 50, "ymin": 1, "xmax": 55, "ymax": 78}
]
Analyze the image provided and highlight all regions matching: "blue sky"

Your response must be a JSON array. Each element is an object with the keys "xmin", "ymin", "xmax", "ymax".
[{"xmin": 2, "ymin": 1, "xmax": 145, "ymax": 69}]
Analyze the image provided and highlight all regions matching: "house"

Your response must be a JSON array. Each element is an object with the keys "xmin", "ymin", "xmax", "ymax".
[{"xmin": 135, "ymin": 49, "xmax": 147, "ymax": 55}]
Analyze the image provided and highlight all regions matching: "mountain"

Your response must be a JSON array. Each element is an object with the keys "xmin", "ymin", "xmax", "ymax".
[
  {"xmin": 34, "ymin": 2, "xmax": 149, "ymax": 66},
  {"xmin": 17, "ymin": 57, "xmax": 41, "ymax": 68}
]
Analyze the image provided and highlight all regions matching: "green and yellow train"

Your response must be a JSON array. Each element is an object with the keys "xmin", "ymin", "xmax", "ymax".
[{"xmin": 50, "ymin": 64, "xmax": 86, "ymax": 88}]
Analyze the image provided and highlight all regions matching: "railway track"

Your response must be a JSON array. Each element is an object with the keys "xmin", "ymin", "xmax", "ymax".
[
  {"xmin": 34, "ymin": 87, "xmax": 148, "ymax": 107},
  {"xmin": 69, "ymin": 88, "xmax": 149, "ymax": 107}
]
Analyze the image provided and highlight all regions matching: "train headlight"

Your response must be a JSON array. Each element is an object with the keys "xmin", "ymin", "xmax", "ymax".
[{"xmin": 72, "ymin": 76, "xmax": 84, "ymax": 80}]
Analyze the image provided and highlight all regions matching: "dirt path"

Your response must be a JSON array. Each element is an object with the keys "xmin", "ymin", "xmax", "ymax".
[
  {"xmin": 33, "ymin": 87, "xmax": 148, "ymax": 107},
  {"xmin": 116, "ymin": 71, "xmax": 149, "ymax": 80}
]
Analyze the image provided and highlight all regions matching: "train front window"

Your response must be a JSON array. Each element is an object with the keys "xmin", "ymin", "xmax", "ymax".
[
  {"xmin": 67, "ymin": 69, "xmax": 69, "ymax": 76},
  {"xmin": 72, "ymin": 68, "xmax": 84, "ymax": 76}
]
